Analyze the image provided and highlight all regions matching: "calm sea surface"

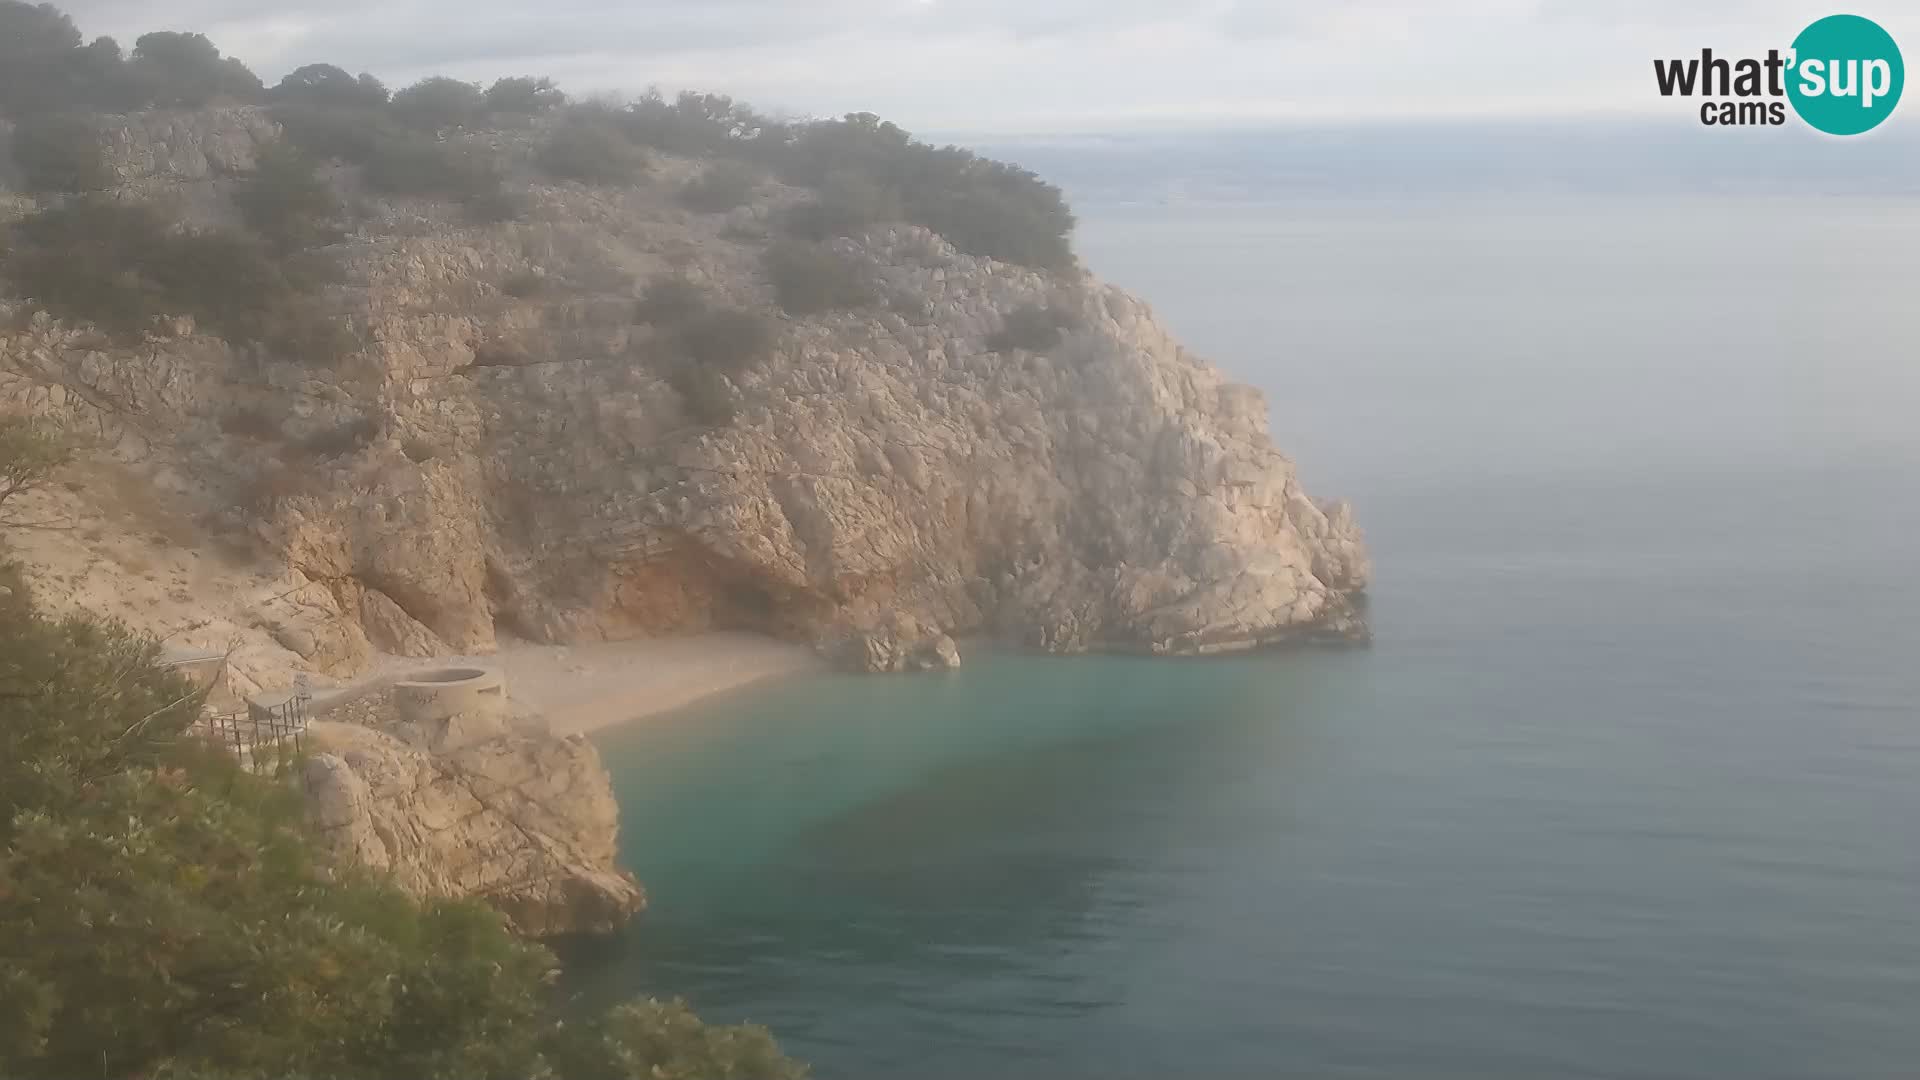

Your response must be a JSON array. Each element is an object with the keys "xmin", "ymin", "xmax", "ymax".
[{"xmin": 563, "ymin": 192, "xmax": 1920, "ymax": 1078}]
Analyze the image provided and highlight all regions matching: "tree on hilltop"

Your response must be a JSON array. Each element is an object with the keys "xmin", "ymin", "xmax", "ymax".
[
  {"xmin": 272, "ymin": 62, "xmax": 390, "ymax": 108},
  {"xmin": 486, "ymin": 75, "xmax": 565, "ymax": 115},
  {"xmin": 128, "ymin": 30, "xmax": 262, "ymax": 107},
  {"xmin": 392, "ymin": 76, "xmax": 486, "ymax": 130}
]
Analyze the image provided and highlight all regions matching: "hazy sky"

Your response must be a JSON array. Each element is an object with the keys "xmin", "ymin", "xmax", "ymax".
[{"xmin": 51, "ymin": 1, "xmax": 1920, "ymax": 133}]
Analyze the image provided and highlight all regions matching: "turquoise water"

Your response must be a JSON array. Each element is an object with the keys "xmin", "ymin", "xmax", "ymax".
[{"xmin": 563, "ymin": 193, "xmax": 1920, "ymax": 1078}]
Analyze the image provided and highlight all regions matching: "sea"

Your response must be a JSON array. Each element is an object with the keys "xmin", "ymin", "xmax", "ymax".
[{"xmin": 559, "ymin": 122, "xmax": 1920, "ymax": 1079}]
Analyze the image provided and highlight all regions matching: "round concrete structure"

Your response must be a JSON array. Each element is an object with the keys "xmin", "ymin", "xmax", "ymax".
[{"xmin": 392, "ymin": 667, "xmax": 508, "ymax": 726}]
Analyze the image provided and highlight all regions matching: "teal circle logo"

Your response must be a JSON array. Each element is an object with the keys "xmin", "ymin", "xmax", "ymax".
[{"xmin": 1787, "ymin": 14, "xmax": 1904, "ymax": 135}]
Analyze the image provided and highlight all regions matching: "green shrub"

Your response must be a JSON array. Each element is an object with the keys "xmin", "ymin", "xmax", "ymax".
[
  {"xmin": 462, "ymin": 200, "xmax": 520, "ymax": 233},
  {"xmin": 0, "ymin": 416, "xmax": 71, "ymax": 526},
  {"xmin": 262, "ymin": 304, "xmax": 360, "ymax": 366},
  {"xmin": 362, "ymin": 138, "xmax": 501, "ymax": 202},
  {"xmin": 633, "ymin": 275, "xmax": 706, "ymax": 325},
  {"xmin": 620, "ymin": 90, "xmax": 783, "ymax": 157},
  {"xmin": 270, "ymin": 63, "xmax": 388, "ymax": 108},
  {"xmin": 1, "ymin": 199, "xmax": 190, "ymax": 333},
  {"xmin": 217, "ymin": 406, "xmax": 282, "ymax": 440},
  {"xmin": 272, "ymin": 102, "xmax": 400, "ymax": 163},
  {"xmin": 501, "ymin": 270, "xmax": 547, "ymax": 298},
  {"xmin": 538, "ymin": 120, "xmax": 647, "ymax": 185},
  {"xmin": 986, "ymin": 302, "xmax": 1080, "ymax": 353},
  {"xmin": 781, "ymin": 113, "xmax": 1075, "ymax": 270},
  {"xmin": 679, "ymin": 159, "xmax": 758, "ymax": 213},
  {"xmin": 0, "ymin": 7, "xmax": 135, "ymax": 116},
  {"xmin": 126, "ymin": 30, "xmax": 261, "ymax": 107},
  {"xmin": 669, "ymin": 365, "xmax": 737, "ymax": 427},
  {"xmin": 0, "ymin": 198, "xmax": 347, "ymax": 351},
  {"xmin": 233, "ymin": 139, "xmax": 342, "ymax": 252},
  {"xmin": 0, "ymin": 9, "xmax": 80, "ymax": 116},
  {"xmin": 274, "ymin": 103, "xmax": 505, "ymax": 208},
  {"xmin": 764, "ymin": 240, "xmax": 877, "ymax": 316},
  {"xmin": 237, "ymin": 458, "xmax": 313, "ymax": 512},
  {"xmin": 678, "ymin": 307, "xmax": 774, "ymax": 373},
  {"xmin": 781, "ymin": 168, "xmax": 901, "ymax": 240},
  {"xmin": 0, "ymin": 1, "xmax": 81, "ymax": 56},
  {"xmin": 485, "ymin": 76, "xmax": 563, "ymax": 115},
  {"xmin": 546, "ymin": 999, "xmax": 807, "ymax": 1080},
  {"xmin": 0, "ymin": 602, "xmax": 809, "ymax": 1080},
  {"xmin": 391, "ymin": 75, "xmax": 485, "ymax": 130},
  {"xmin": 8, "ymin": 111, "xmax": 109, "ymax": 193}
]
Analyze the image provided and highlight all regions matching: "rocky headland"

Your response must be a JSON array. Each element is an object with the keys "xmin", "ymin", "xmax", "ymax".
[{"xmin": 0, "ymin": 103, "xmax": 1369, "ymax": 932}]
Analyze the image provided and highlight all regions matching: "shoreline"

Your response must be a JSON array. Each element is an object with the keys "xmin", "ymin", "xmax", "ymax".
[{"xmin": 368, "ymin": 633, "xmax": 828, "ymax": 736}]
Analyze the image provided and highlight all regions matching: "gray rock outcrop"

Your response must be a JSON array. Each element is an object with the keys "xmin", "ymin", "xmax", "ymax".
[{"xmin": 300, "ymin": 710, "xmax": 645, "ymax": 937}]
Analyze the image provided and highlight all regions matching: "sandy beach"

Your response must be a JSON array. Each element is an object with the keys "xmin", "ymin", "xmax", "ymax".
[
  {"xmin": 492, "ymin": 633, "xmax": 826, "ymax": 735},
  {"xmin": 343, "ymin": 632, "xmax": 826, "ymax": 736}
]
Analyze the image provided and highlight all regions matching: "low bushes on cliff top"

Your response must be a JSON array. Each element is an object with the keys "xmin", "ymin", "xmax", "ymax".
[
  {"xmin": 125, "ymin": 30, "xmax": 262, "ymax": 108},
  {"xmin": 538, "ymin": 119, "xmax": 649, "ymax": 185},
  {"xmin": 781, "ymin": 168, "xmax": 903, "ymax": 242},
  {"xmin": 4, "ymin": 1, "xmax": 1076, "ymax": 271},
  {"xmin": 391, "ymin": 75, "xmax": 487, "ymax": 131},
  {"xmin": 270, "ymin": 62, "xmax": 390, "ymax": 109},
  {"xmin": 360, "ymin": 137, "xmax": 504, "ymax": 205},
  {"xmin": 233, "ymin": 139, "xmax": 344, "ymax": 252},
  {"xmin": 272, "ymin": 101, "xmax": 401, "ymax": 162},
  {"xmin": 633, "ymin": 272, "xmax": 776, "ymax": 372},
  {"xmin": 486, "ymin": 75, "xmax": 565, "ymax": 116},
  {"xmin": 604, "ymin": 93, "xmax": 1075, "ymax": 269},
  {"xmin": 764, "ymin": 239, "xmax": 879, "ymax": 316},
  {"xmin": 987, "ymin": 302, "xmax": 1083, "ymax": 354},
  {"xmin": 618, "ymin": 89, "xmax": 783, "ymax": 159},
  {"xmin": 0, "ymin": 595, "xmax": 809, "ymax": 1079},
  {"xmin": 679, "ymin": 307, "xmax": 776, "ymax": 373},
  {"xmin": 680, "ymin": 158, "xmax": 759, "ymax": 213},
  {"xmin": 0, "ymin": 7, "xmax": 264, "ymax": 118},
  {"xmin": 669, "ymin": 364, "xmax": 740, "ymax": 428},
  {"xmin": 779, "ymin": 112, "xmax": 1077, "ymax": 271},
  {"xmin": 0, "ymin": 197, "xmax": 357, "ymax": 362},
  {"xmin": 634, "ymin": 274, "xmax": 708, "ymax": 325},
  {"xmin": 7, "ymin": 110, "xmax": 111, "ymax": 193},
  {"xmin": 274, "ymin": 101, "xmax": 511, "ymax": 212}
]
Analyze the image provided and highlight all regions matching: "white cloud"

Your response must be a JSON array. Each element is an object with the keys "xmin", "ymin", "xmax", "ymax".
[{"xmin": 48, "ymin": 0, "xmax": 1920, "ymax": 133}]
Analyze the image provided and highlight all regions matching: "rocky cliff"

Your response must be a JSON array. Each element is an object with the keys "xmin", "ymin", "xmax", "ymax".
[
  {"xmin": 0, "ymin": 106, "xmax": 1369, "ymax": 678},
  {"xmin": 299, "ymin": 691, "xmax": 645, "ymax": 937}
]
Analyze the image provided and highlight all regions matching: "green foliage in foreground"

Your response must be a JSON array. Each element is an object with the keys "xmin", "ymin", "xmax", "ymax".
[
  {"xmin": 0, "ymin": 591, "xmax": 807, "ymax": 1080},
  {"xmin": 0, "ymin": 416, "xmax": 70, "ymax": 525}
]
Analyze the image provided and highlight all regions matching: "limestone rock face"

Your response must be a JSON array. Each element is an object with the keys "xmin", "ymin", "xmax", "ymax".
[
  {"xmin": 300, "ymin": 718, "xmax": 646, "ymax": 937},
  {"xmin": 337, "ymin": 579, "xmax": 452, "ymax": 659},
  {"xmin": 251, "ymin": 218, "xmax": 1371, "ymax": 662},
  {"xmin": 1, "ymin": 108, "xmax": 1370, "ymax": 675},
  {"xmin": 96, "ymin": 107, "xmax": 276, "ymax": 186}
]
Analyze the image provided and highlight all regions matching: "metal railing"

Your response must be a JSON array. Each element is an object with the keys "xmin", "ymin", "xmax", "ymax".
[{"xmin": 195, "ymin": 691, "xmax": 311, "ymax": 777}]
